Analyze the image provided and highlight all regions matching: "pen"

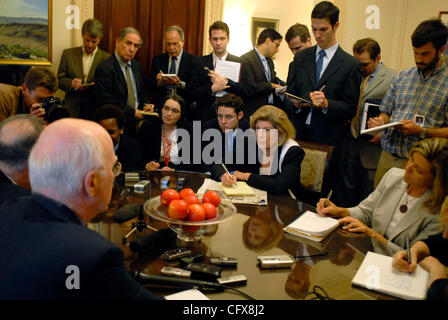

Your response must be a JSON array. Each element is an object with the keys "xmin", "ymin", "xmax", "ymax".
[
  {"xmin": 405, "ymin": 235, "xmax": 412, "ymax": 271},
  {"xmin": 319, "ymin": 85, "xmax": 326, "ymax": 91},
  {"xmin": 221, "ymin": 164, "xmax": 235, "ymax": 182},
  {"xmin": 324, "ymin": 189, "xmax": 333, "ymax": 207}
]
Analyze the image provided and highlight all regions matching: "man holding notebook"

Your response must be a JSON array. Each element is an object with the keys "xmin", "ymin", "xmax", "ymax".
[{"xmin": 369, "ymin": 19, "xmax": 448, "ymax": 187}]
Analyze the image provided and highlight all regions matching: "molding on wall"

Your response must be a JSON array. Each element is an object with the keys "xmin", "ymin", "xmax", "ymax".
[
  {"xmin": 203, "ymin": 0, "xmax": 224, "ymax": 55},
  {"xmin": 391, "ymin": 0, "xmax": 409, "ymax": 71}
]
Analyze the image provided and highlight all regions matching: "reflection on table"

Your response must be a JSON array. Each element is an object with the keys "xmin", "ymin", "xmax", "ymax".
[{"xmin": 88, "ymin": 170, "xmax": 389, "ymax": 300}]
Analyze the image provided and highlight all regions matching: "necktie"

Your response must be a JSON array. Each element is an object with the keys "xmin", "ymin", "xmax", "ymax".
[
  {"xmin": 351, "ymin": 76, "xmax": 370, "ymax": 138},
  {"xmin": 315, "ymin": 50, "xmax": 326, "ymax": 83},
  {"xmin": 169, "ymin": 56, "xmax": 177, "ymax": 74},
  {"xmin": 262, "ymin": 58, "xmax": 271, "ymax": 82},
  {"xmin": 125, "ymin": 64, "xmax": 136, "ymax": 109}
]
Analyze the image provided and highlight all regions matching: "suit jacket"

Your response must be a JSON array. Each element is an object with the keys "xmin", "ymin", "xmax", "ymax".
[
  {"xmin": 0, "ymin": 171, "xmax": 29, "ymax": 205},
  {"xmin": 348, "ymin": 168, "xmax": 443, "ymax": 256},
  {"xmin": 357, "ymin": 64, "xmax": 397, "ymax": 169},
  {"xmin": 116, "ymin": 134, "xmax": 143, "ymax": 172},
  {"xmin": 137, "ymin": 117, "xmax": 197, "ymax": 171},
  {"xmin": 287, "ymin": 46, "xmax": 362, "ymax": 146},
  {"xmin": 187, "ymin": 53, "xmax": 255, "ymax": 122},
  {"xmin": 202, "ymin": 118, "xmax": 258, "ymax": 179},
  {"xmin": 0, "ymin": 194, "xmax": 161, "ymax": 300},
  {"xmin": 246, "ymin": 140, "xmax": 305, "ymax": 199},
  {"xmin": 148, "ymin": 51, "xmax": 197, "ymax": 111},
  {"xmin": 95, "ymin": 54, "xmax": 149, "ymax": 129},
  {"xmin": 57, "ymin": 46, "xmax": 110, "ymax": 118},
  {"xmin": 240, "ymin": 49, "xmax": 285, "ymax": 116}
]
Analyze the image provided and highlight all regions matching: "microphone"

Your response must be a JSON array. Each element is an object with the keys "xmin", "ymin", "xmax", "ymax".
[
  {"xmin": 113, "ymin": 203, "xmax": 141, "ymax": 223},
  {"xmin": 129, "ymin": 228, "xmax": 176, "ymax": 253},
  {"xmin": 132, "ymin": 271, "xmax": 222, "ymax": 289}
]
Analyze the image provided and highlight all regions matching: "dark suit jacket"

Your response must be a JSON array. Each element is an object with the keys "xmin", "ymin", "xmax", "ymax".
[
  {"xmin": 116, "ymin": 134, "xmax": 143, "ymax": 172},
  {"xmin": 95, "ymin": 54, "xmax": 149, "ymax": 134},
  {"xmin": 240, "ymin": 49, "xmax": 285, "ymax": 116},
  {"xmin": 137, "ymin": 117, "xmax": 197, "ymax": 171},
  {"xmin": 287, "ymin": 46, "xmax": 362, "ymax": 146},
  {"xmin": 148, "ymin": 51, "xmax": 197, "ymax": 112},
  {"xmin": 202, "ymin": 118, "xmax": 258, "ymax": 180},
  {"xmin": 246, "ymin": 143, "xmax": 305, "ymax": 199},
  {"xmin": 0, "ymin": 171, "xmax": 29, "ymax": 205},
  {"xmin": 57, "ymin": 46, "xmax": 109, "ymax": 118},
  {"xmin": 0, "ymin": 194, "xmax": 161, "ymax": 300},
  {"xmin": 187, "ymin": 53, "xmax": 255, "ymax": 122}
]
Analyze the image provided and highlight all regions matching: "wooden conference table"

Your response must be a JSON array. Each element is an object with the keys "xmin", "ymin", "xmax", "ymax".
[{"xmin": 89, "ymin": 171, "xmax": 384, "ymax": 300}]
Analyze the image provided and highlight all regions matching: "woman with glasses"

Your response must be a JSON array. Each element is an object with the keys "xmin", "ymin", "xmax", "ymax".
[
  {"xmin": 138, "ymin": 94, "xmax": 193, "ymax": 171},
  {"xmin": 222, "ymin": 105, "xmax": 305, "ymax": 199}
]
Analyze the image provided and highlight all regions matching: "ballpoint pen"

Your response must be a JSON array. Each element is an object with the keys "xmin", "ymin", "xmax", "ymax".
[
  {"xmin": 319, "ymin": 85, "xmax": 326, "ymax": 91},
  {"xmin": 324, "ymin": 189, "xmax": 333, "ymax": 207},
  {"xmin": 405, "ymin": 235, "xmax": 412, "ymax": 273},
  {"xmin": 221, "ymin": 164, "xmax": 235, "ymax": 183}
]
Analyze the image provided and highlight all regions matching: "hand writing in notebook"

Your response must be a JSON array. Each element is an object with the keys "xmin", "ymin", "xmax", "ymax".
[{"xmin": 220, "ymin": 172, "xmax": 237, "ymax": 187}]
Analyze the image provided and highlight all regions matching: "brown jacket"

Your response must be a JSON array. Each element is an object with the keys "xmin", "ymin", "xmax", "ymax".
[{"xmin": 0, "ymin": 84, "xmax": 24, "ymax": 122}]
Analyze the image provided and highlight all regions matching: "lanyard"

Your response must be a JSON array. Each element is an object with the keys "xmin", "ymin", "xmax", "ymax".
[{"xmin": 162, "ymin": 130, "xmax": 172, "ymax": 167}]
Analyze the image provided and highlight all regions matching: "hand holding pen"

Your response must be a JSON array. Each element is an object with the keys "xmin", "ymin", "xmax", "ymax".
[
  {"xmin": 309, "ymin": 84, "xmax": 328, "ymax": 108},
  {"xmin": 221, "ymin": 164, "xmax": 237, "ymax": 187}
]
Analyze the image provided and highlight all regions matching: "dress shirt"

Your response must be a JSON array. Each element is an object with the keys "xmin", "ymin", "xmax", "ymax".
[
  {"xmin": 255, "ymin": 47, "xmax": 273, "ymax": 104},
  {"xmin": 380, "ymin": 64, "xmax": 448, "ymax": 158},
  {"xmin": 82, "ymin": 46, "xmax": 98, "ymax": 82}
]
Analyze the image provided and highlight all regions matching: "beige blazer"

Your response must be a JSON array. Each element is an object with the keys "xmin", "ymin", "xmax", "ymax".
[{"xmin": 348, "ymin": 167, "xmax": 443, "ymax": 256}]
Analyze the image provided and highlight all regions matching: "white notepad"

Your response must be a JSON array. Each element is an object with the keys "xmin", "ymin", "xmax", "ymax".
[
  {"xmin": 352, "ymin": 251, "xmax": 429, "ymax": 300},
  {"xmin": 360, "ymin": 121, "xmax": 403, "ymax": 136},
  {"xmin": 283, "ymin": 211, "xmax": 339, "ymax": 242}
]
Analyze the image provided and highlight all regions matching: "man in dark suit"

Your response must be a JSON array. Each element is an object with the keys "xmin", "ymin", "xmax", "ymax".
[
  {"xmin": 93, "ymin": 104, "xmax": 143, "ymax": 172},
  {"xmin": 0, "ymin": 119, "xmax": 161, "ymax": 300},
  {"xmin": 188, "ymin": 21, "xmax": 254, "ymax": 122},
  {"xmin": 57, "ymin": 19, "xmax": 110, "ymax": 119},
  {"xmin": 202, "ymin": 93, "xmax": 257, "ymax": 182},
  {"xmin": 148, "ymin": 25, "xmax": 197, "ymax": 117},
  {"xmin": 241, "ymin": 28, "xmax": 286, "ymax": 116},
  {"xmin": 95, "ymin": 27, "xmax": 153, "ymax": 137},
  {"xmin": 286, "ymin": 1, "xmax": 362, "ymax": 205},
  {"xmin": 0, "ymin": 115, "xmax": 44, "ymax": 204}
]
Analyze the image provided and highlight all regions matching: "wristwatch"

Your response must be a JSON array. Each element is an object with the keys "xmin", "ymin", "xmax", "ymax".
[{"xmin": 419, "ymin": 127, "xmax": 427, "ymax": 139}]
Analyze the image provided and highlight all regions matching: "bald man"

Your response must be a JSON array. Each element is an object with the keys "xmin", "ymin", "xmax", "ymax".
[
  {"xmin": 0, "ymin": 114, "xmax": 45, "ymax": 204},
  {"xmin": 0, "ymin": 118, "xmax": 161, "ymax": 300}
]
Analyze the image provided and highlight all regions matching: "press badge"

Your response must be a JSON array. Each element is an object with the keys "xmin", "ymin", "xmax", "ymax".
[{"xmin": 414, "ymin": 115, "xmax": 425, "ymax": 126}]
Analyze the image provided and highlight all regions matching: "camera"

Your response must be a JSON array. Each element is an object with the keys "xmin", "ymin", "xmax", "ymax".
[{"xmin": 41, "ymin": 96, "xmax": 69, "ymax": 123}]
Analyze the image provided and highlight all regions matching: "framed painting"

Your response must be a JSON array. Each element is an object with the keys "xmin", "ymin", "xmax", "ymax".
[
  {"xmin": 0, "ymin": 0, "xmax": 52, "ymax": 65},
  {"xmin": 251, "ymin": 17, "xmax": 279, "ymax": 47},
  {"xmin": 439, "ymin": 11, "xmax": 448, "ymax": 25}
]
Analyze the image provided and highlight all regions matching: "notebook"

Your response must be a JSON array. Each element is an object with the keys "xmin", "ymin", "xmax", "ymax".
[
  {"xmin": 283, "ymin": 211, "xmax": 339, "ymax": 242},
  {"xmin": 360, "ymin": 102, "xmax": 381, "ymax": 134},
  {"xmin": 352, "ymin": 251, "xmax": 429, "ymax": 300},
  {"xmin": 219, "ymin": 181, "xmax": 256, "ymax": 197}
]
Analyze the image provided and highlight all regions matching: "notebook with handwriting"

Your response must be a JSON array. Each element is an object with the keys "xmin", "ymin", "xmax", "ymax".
[
  {"xmin": 219, "ymin": 181, "xmax": 256, "ymax": 197},
  {"xmin": 352, "ymin": 251, "xmax": 429, "ymax": 300}
]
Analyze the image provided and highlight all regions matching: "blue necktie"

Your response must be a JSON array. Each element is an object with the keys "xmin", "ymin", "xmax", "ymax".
[{"xmin": 315, "ymin": 50, "xmax": 326, "ymax": 83}]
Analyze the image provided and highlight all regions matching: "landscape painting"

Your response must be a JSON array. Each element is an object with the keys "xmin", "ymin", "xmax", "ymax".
[{"xmin": 0, "ymin": 0, "xmax": 51, "ymax": 65}]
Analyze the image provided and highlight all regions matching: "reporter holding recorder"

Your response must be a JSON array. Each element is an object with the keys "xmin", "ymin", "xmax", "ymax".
[
  {"xmin": 392, "ymin": 195, "xmax": 448, "ymax": 299},
  {"xmin": 316, "ymin": 137, "xmax": 448, "ymax": 256}
]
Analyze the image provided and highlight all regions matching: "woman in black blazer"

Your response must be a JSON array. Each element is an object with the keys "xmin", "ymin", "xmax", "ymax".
[
  {"xmin": 138, "ymin": 94, "xmax": 194, "ymax": 171},
  {"xmin": 224, "ymin": 105, "xmax": 305, "ymax": 198}
]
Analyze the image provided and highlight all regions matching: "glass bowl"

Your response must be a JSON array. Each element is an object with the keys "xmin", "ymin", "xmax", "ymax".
[{"xmin": 143, "ymin": 196, "xmax": 237, "ymax": 242}]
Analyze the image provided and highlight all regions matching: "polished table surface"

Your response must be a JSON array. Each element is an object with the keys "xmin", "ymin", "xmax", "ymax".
[{"xmin": 89, "ymin": 171, "xmax": 388, "ymax": 300}]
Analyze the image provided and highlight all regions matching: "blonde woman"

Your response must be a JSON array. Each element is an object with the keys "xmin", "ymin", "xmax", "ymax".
[
  {"xmin": 223, "ymin": 105, "xmax": 305, "ymax": 198},
  {"xmin": 317, "ymin": 137, "xmax": 448, "ymax": 256},
  {"xmin": 392, "ymin": 196, "xmax": 448, "ymax": 299}
]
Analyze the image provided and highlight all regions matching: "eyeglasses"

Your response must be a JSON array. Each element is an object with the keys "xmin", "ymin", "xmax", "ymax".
[
  {"xmin": 113, "ymin": 161, "xmax": 122, "ymax": 177},
  {"xmin": 217, "ymin": 114, "xmax": 236, "ymax": 120},
  {"xmin": 162, "ymin": 106, "xmax": 181, "ymax": 114},
  {"xmin": 166, "ymin": 42, "xmax": 181, "ymax": 47}
]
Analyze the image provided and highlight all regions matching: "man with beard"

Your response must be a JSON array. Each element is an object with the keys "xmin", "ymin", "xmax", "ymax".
[{"xmin": 368, "ymin": 19, "xmax": 448, "ymax": 186}]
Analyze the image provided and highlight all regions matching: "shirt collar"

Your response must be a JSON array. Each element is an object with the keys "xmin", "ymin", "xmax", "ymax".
[
  {"xmin": 316, "ymin": 43, "xmax": 339, "ymax": 59},
  {"xmin": 417, "ymin": 62, "xmax": 447, "ymax": 80},
  {"xmin": 115, "ymin": 51, "xmax": 131, "ymax": 68},
  {"xmin": 82, "ymin": 46, "xmax": 98, "ymax": 57},
  {"xmin": 171, "ymin": 50, "xmax": 183, "ymax": 62},
  {"xmin": 254, "ymin": 47, "xmax": 266, "ymax": 61},
  {"xmin": 370, "ymin": 62, "xmax": 382, "ymax": 79},
  {"xmin": 213, "ymin": 51, "xmax": 228, "ymax": 64}
]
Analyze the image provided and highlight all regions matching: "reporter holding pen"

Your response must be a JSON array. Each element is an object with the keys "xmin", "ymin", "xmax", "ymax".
[
  {"xmin": 226, "ymin": 105, "xmax": 305, "ymax": 199},
  {"xmin": 317, "ymin": 138, "xmax": 448, "ymax": 256},
  {"xmin": 392, "ymin": 196, "xmax": 448, "ymax": 299}
]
